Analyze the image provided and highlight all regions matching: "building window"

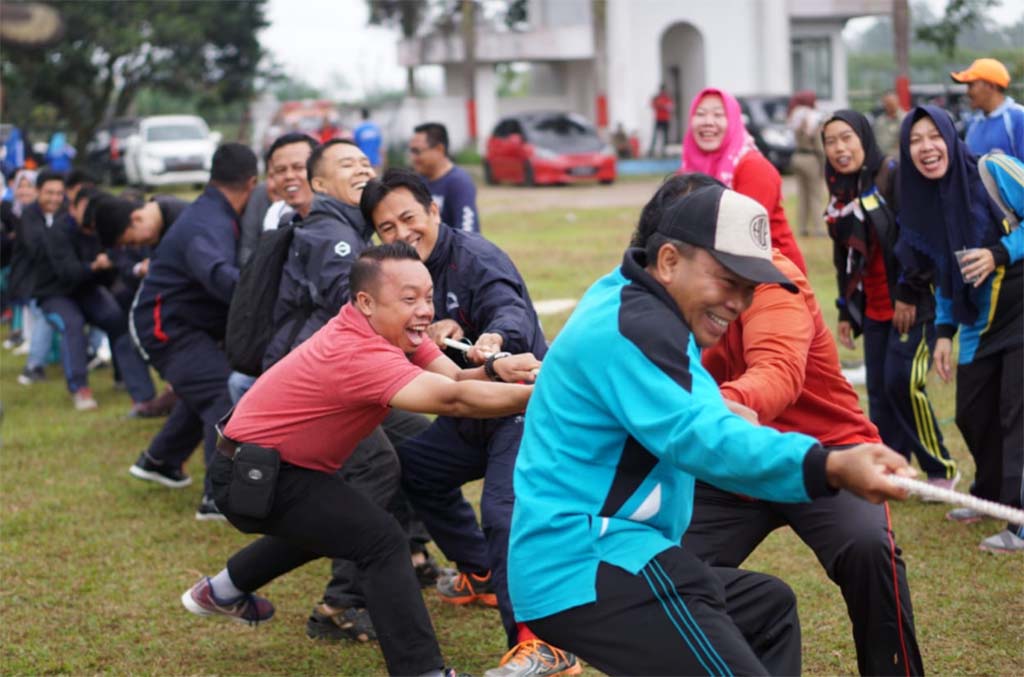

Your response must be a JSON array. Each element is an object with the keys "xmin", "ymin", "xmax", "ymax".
[{"xmin": 791, "ymin": 37, "xmax": 832, "ymax": 100}]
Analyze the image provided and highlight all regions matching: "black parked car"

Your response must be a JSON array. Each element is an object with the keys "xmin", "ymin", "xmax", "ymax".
[
  {"xmin": 736, "ymin": 95, "xmax": 795, "ymax": 173},
  {"xmin": 84, "ymin": 117, "xmax": 139, "ymax": 185}
]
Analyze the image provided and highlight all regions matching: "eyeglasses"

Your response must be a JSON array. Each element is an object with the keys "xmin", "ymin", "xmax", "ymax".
[{"xmin": 408, "ymin": 145, "xmax": 432, "ymax": 156}]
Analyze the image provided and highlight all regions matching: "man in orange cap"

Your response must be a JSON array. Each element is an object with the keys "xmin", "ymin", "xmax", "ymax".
[{"xmin": 951, "ymin": 57, "xmax": 1024, "ymax": 159}]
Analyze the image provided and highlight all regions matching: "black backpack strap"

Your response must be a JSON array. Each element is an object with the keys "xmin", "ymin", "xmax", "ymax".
[{"xmin": 281, "ymin": 229, "xmax": 332, "ymax": 353}]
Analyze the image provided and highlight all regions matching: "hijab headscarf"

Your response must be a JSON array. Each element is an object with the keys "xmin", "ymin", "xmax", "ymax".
[
  {"xmin": 821, "ymin": 111, "xmax": 889, "ymax": 316},
  {"xmin": 11, "ymin": 169, "xmax": 38, "ymax": 217},
  {"xmin": 898, "ymin": 104, "xmax": 1005, "ymax": 325},
  {"xmin": 680, "ymin": 88, "xmax": 758, "ymax": 187},
  {"xmin": 822, "ymin": 110, "xmax": 886, "ymax": 204}
]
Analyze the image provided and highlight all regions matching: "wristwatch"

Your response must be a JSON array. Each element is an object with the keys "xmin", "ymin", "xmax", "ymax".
[{"xmin": 484, "ymin": 352, "xmax": 512, "ymax": 382}]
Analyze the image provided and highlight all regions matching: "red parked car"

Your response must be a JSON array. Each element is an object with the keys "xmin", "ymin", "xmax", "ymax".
[{"xmin": 483, "ymin": 112, "xmax": 616, "ymax": 186}]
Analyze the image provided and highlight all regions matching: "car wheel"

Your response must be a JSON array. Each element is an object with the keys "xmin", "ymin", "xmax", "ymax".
[
  {"xmin": 482, "ymin": 160, "xmax": 496, "ymax": 186},
  {"xmin": 599, "ymin": 178, "xmax": 615, "ymax": 185},
  {"xmin": 522, "ymin": 161, "xmax": 535, "ymax": 187}
]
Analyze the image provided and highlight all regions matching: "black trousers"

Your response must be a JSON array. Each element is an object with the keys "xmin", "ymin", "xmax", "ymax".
[
  {"xmin": 862, "ymin": 317, "xmax": 956, "ymax": 479},
  {"xmin": 648, "ymin": 120, "xmax": 670, "ymax": 157},
  {"xmin": 956, "ymin": 345, "xmax": 1024, "ymax": 529},
  {"xmin": 398, "ymin": 414, "xmax": 523, "ymax": 647},
  {"xmin": 211, "ymin": 453, "xmax": 443, "ymax": 676},
  {"xmin": 682, "ymin": 482, "xmax": 923, "ymax": 676},
  {"xmin": 321, "ymin": 409, "xmax": 431, "ymax": 609},
  {"xmin": 529, "ymin": 547, "xmax": 801, "ymax": 676},
  {"xmin": 143, "ymin": 330, "xmax": 233, "ymax": 496}
]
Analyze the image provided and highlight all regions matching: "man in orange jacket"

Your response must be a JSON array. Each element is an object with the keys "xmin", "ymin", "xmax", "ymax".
[{"xmin": 631, "ymin": 173, "xmax": 924, "ymax": 676}]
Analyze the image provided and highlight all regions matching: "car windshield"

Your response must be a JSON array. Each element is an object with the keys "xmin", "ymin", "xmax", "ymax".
[
  {"xmin": 745, "ymin": 98, "xmax": 789, "ymax": 126},
  {"xmin": 146, "ymin": 124, "xmax": 207, "ymax": 142},
  {"xmin": 525, "ymin": 115, "xmax": 603, "ymax": 153},
  {"xmin": 111, "ymin": 122, "xmax": 138, "ymax": 139}
]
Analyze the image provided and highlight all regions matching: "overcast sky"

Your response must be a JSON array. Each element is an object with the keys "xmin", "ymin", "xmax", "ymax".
[
  {"xmin": 261, "ymin": 0, "xmax": 412, "ymax": 100},
  {"xmin": 261, "ymin": 0, "xmax": 1024, "ymax": 101}
]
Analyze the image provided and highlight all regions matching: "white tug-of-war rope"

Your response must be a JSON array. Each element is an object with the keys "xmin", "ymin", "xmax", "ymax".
[
  {"xmin": 888, "ymin": 475, "xmax": 1024, "ymax": 524},
  {"xmin": 447, "ymin": 335, "xmax": 1022, "ymax": 524}
]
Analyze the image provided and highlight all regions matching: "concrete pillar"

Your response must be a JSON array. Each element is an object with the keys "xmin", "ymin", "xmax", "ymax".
[{"xmin": 474, "ymin": 64, "xmax": 497, "ymax": 153}]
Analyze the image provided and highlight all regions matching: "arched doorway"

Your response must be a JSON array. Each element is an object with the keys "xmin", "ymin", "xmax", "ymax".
[{"xmin": 660, "ymin": 22, "xmax": 705, "ymax": 144}]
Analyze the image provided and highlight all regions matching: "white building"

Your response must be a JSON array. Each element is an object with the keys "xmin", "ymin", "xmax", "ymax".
[{"xmin": 394, "ymin": 0, "xmax": 892, "ymax": 151}]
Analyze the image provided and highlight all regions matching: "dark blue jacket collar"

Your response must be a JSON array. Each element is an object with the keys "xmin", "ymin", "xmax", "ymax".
[
  {"xmin": 424, "ymin": 219, "xmax": 455, "ymax": 277},
  {"xmin": 620, "ymin": 247, "xmax": 689, "ymax": 328}
]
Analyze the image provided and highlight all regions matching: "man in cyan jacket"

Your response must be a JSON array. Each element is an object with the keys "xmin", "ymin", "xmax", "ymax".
[
  {"xmin": 627, "ymin": 175, "xmax": 923, "ymax": 676},
  {"xmin": 128, "ymin": 143, "xmax": 258, "ymax": 521},
  {"xmin": 506, "ymin": 181, "xmax": 914, "ymax": 677}
]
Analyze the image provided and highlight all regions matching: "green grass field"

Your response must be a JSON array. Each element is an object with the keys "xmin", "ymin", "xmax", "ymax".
[{"xmin": 1, "ymin": 191, "xmax": 1022, "ymax": 675}]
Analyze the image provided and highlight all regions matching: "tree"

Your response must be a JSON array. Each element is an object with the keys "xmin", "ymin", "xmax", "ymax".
[
  {"xmin": 1, "ymin": 0, "xmax": 269, "ymax": 150},
  {"xmin": 915, "ymin": 0, "xmax": 998, "ymax": 58},
  {"xmin": 366, "ymin": 0, "xmax": 428, "ymax": 95}
]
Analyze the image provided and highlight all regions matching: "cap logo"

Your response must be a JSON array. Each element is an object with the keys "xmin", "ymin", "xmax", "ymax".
[{"xmin": 749, "ymin": 214, "xmax": 770, "ymax": 251}]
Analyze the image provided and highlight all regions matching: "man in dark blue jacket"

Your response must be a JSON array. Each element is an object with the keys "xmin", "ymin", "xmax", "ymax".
[
  {"xmin": 128, "ymin": 143, "xmax": 258, "ymax": 520},
  {"xmin": 361, "ymin": 169, "xmax": 562, "ymax": 672},
  {"xmin": 261, "ymin": 138, "xmax": 367, "ymax": 370},
  {"xmin": 95, "ymin": 193, "xmax": 190, "ymax": 307},
  {"xmin": 33, "ymin": 186, "xmax": 158, "ymax": 413}
]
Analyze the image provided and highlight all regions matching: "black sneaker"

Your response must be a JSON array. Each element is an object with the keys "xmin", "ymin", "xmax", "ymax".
[
  {"xmin": 306, "ymin": 603, "xmax": 376, "ymax": 642},
  {"xmin": 415, "ymin": 555, "xmax": 457, "ymax": 588},
  {"xmin": 17, "ymin": 365, "xmax": 45, "ymax": 386},
  {"xmin": 128, "ymin": 452, "xmax": 192, "ymax": 488},
  {"xmin": 195, "ymin": 495, "xmax": 227, "ymax": 522}
]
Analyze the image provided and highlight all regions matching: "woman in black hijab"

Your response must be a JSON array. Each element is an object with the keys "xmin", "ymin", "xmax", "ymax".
[
  {"xmin": 821, "ymin": 110, "xmax": 957, "ymax": 488},
  {"xmin": 897, "ymin": 105, "xmax": 1024, "ymax": 552}
]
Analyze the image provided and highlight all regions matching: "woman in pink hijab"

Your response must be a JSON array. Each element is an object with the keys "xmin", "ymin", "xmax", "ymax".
[{"xmin": 681, "ymin": 87, "xmax": 807, "ymax": 272}]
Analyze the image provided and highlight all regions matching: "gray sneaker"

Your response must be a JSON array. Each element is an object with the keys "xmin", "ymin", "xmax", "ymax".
[
  {"xmin": 922, "ymin": 472, "xmax": 961, "ymax": 502},
  {"xmin": 483, "ymin": 640, "xmax": 581, "ymax": 677},
  {"xmin": 946, "ymin": 507, "xmax": 987, "ymax": 524},
  {"xmin": 978, "ymin": 529, "xmax": 1024, "ymax": 553}
]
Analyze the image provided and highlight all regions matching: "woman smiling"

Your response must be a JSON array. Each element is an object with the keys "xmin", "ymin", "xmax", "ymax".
[
  {"xmin": 821, "ymin": 109, "xmax": 957, "ymax": 490},
  {"xmin": 680, "ymin": 87, "xmax": 807, "ymax": 273},
  {"xmin": 897, "ymin": 104, "xmax": 1024, "ymax": 553}
]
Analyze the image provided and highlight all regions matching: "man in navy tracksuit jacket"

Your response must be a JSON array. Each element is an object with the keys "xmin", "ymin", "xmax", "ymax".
[
  {"xmin": 128, "ymin": 144, "xmax": 258, "ymax": 519},
  {"xmin": 361, "ymin": 169, "xmax": 547, "ymax": 657}
]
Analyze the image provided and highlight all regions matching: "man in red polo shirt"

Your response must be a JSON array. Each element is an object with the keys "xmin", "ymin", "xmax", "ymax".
[{"xmin": 179, "ymin": 242, "xmax": 540, "ymax": 677}]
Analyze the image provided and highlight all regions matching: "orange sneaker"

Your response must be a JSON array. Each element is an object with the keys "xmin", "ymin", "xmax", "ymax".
[
  {"xmin": 436, "ymin": 570, "xmax": 498, "ymax": 607},
  {"xmin": 484, "ymin": 639, "xmax": 582, "ymax": 677}
]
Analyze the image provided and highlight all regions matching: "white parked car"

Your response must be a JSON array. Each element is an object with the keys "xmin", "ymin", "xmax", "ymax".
[{"xmin": 124, "ymin": 115, "xmax": 221, "ymax": 188}]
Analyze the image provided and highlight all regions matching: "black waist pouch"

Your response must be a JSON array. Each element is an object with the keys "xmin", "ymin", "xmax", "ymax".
[{"xmin": 229, "ymin": 444, "xmax": 280, "ymax": 519}]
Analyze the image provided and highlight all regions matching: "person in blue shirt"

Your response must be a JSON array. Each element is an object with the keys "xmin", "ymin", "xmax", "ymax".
[
  {"xmin": 409, "ymin": 122, "xmax": 480, "ymax": 233},
  {"xmin": 951, "ymin": 57, "xmax": 1024, "ymax": 160},
  {"xmin": 44, "ymin": 132, "xmax": 76, "ymax": 173},
  {"xmin": 127, "ymin": 143, "xmax": 258, "ymax": 521},
  {"xmin": 353, "ymin": 108, "xmax": 383, "ymax": 172},
  {"xmin": 506, "ymin": 183, "xmax": 915, "ymax": 676},
  {"xmin": 897, "ymin": 105, "xmax": 1024, "ymax": 553}
]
